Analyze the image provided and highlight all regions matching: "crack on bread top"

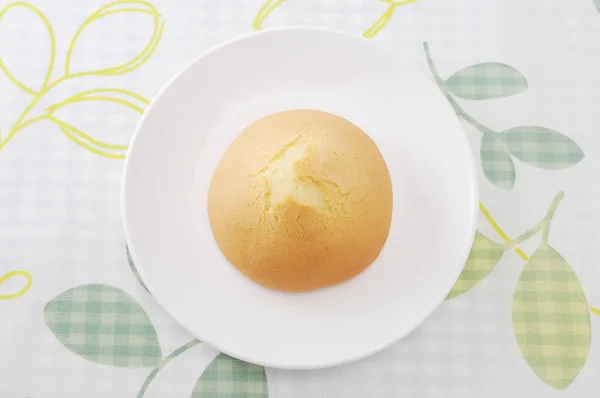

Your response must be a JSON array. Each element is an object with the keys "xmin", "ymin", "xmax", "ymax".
[{"xmin": 256, "ymin": 135, "xmax": 347, "ymax": 215}]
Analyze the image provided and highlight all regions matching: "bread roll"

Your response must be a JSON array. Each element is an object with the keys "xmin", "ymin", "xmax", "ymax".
[{"xmin": 208, "ymin": 109, "xmax": 392, "ymax": 292}]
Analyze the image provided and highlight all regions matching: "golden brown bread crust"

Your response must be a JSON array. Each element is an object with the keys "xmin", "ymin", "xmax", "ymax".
[{"xmin": 208, "ymin": 109, "xmax": 393, "ymax": 292}]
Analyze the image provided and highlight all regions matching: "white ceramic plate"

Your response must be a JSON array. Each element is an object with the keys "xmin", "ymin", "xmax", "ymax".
[{"xmin": 122, "ymin": 27, "xmax": 478, "ymax": 370}]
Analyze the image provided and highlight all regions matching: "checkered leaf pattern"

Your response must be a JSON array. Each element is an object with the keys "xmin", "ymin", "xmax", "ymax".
[
  {"xmin": 447, "ymin": 232, "xmax": 505, "ymax": 299},
  {"xmin": 512, "ymin": 244, "xmax": 591, "ymax": 390},
  {"xmin": 445, "ymin": 63, "xmax": 528, "ymax": 100},
  {"xmin": 480, "ymin": 132, "xmax": 516, "ymax": 189},
  {"xmin": 44, "ymin": 284, "xmax": 162, "ymax": 368},
  {"xmin": 191, "ymin": 353, "xmax": 268, "ymax": 397},
  {"xmin": 499, "ymin": 126, "xmax": 584, "ymax": 170}
]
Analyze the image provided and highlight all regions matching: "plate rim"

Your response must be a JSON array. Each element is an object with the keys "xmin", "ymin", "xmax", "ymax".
[{"xmin": 122, "ymin": 26, "xmax": 479, "ymax": 369}]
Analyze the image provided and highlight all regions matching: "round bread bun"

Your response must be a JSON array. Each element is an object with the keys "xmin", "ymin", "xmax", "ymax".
[{"xmin": 208, "ymin": 109, "xmax": 393, "ymax": 292}]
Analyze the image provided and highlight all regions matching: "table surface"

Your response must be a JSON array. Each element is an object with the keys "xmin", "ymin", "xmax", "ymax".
[{"xmin": 1, "ymin": 0, "xmax": 599, "ymax": 397}]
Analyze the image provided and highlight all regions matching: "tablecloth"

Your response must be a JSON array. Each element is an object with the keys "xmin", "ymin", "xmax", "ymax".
[{"xmin": 1, "ymin": 0, "xmax": 599, "ymax": 396}]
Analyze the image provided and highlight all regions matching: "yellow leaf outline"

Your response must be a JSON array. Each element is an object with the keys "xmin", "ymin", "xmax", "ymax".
[
  {"xmin": 0, "ymin": 1, "xmax": 162, "ymax": 155},
  {"xmin": 44, "ymin": 89, "xmax": 147, "ymax": 159},
  {"xmin": 252, "ymin": 0, "xmax": 286, "ymax": 30},
  {"xmin": 0, "ymin": 2, "xmax": 56, "ymax": 95},
  {"xmin": 64, "ymin": 0, "xmax": 165, "ymax": 77},
  {"xmin": 363, "ymin": 0, "xmax": 419, "ymax": 39},
  {"xmin": 0, "ymin": 270, "xmax": 32, "ymax": 300},
  {"xmin": 252, "ymin": 0, "xmax": 419, "ymax": 38},
  {"xmin": 48, "ymin": 115, "xmax": 126, "ymax": 159},
  {"xmin": 45, "ymin": 88, "xmax": 149, "ymax": 114}
]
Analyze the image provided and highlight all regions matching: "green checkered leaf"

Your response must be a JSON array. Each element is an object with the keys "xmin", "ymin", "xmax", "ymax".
[
  {"xmin": 480, "ymin": 132, "xmax": 515, "ymax": 190},
  {"xmin": 499, "ymin": 126, "xmax": 584, "ymax": 170},
  {"xmin": 512, "ymin": 245, "xmax": 591, "ymax": 390},
  {"xmin": 445, "ymin": 63, "xmax": 528, "ymax": 100},
  {"xmin": 447, "ymin": 232, "xmax": 505, "ymax": 299},
  {"xmin": 126, "ymin": 246, "xmax": 149, "ymax": 292},
  {"xmin": 44, "ymin": 284, "xmax": 162, "ymax": 368},
  {"xmin": 191, "ymin": 353, "xmax": 268, "ymax": 397}
]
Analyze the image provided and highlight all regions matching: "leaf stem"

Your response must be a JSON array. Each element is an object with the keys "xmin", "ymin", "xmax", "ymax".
[
  {"xmin": 425, "ymin": 41, "xmax": 528, "ymax": 258},
  {"xmin": 502, "ymin": 221, "xmax": 544, "ymax": 251},
  {"xmin": 541, "ymin": 190, "xmax": 564, "ymax": 244},
  {"xmin": 479, "ymin": 202, "xmax": 529, "ymax": 261},
  {"xmin": 423, "ymin": 42, "xmax": 497, "ymax": 136},
  {"xmin": 0, "ymin": 1, "xmax": 161, "ymax": 153},
  {"xmin": 502, "ymin": 191, "xmax": 565, "ymax": 250},
  {"xmin": 137, "ymin": 339, "xmax": 201, "ymax": 398},
  {"xmin": 0, "ymin": 75, "xmax": 67, "ymax": 151},
  {"xmin": 424, "ymin": 43, "xmax": 594, "ymax": 315}
]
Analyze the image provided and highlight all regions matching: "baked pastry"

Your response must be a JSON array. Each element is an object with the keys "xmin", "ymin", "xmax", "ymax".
[{"xmin": 208, "ymin": 109, "xmax": 392, "ymax": 292}]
